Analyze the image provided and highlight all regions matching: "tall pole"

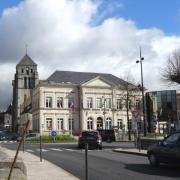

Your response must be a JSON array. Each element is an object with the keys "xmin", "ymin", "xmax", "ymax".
[
  {"xmin": 139, "ymin": 47, "xmax": 146, "ymax": 136},
  {"xmin": 71, "ymin": 108, "xmax": 72, "ymax": 136},
  {"xmin": 126, "ymin": 82, "xmax": 131, "ymax": 140},
  {"xmin": 102, "ymin": 96, "xmax": 106, "ymax": 129}
]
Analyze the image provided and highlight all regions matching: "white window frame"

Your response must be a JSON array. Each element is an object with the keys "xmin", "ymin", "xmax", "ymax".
[
  {"xmin": 96, "ymin": 98, "xmax": 102, "ymax": 109},
  {"xmin": 117, "ymin": 119, "xmax": 123, "ymax": 129},
  {"xmin": 117, "ymin": 99, "xmax": 123, "ymax": 110},
  {"xmin": 57, "ymin": 97, "xmax": 63, "ymax": 108},
  {"xmin": 46, "ymin": 97, "xmax": 52, "ymax": 108},
  {"xmin": 106, "ymin": 117, "xmax": 112, "ymax": 129},
  {"xmin": 87, "ymin": 117, "xmax": 93, "ymax": 130},
  {"xmin": 46, "ymin": 118, "xmax": 52, "ymax": 130},
  {"xmin": 57, "ymin": 118, "xmax": 63, "ymax": 130},
  {"xmin": 105, "ymin": 98, "xmax": 111, "ymax": 108},
  {"xmin": 87, "ymin": 97, "xmax": 93, "ymax": 108}
]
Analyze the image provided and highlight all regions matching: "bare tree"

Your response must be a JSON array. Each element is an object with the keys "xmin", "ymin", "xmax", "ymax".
[
  {"xmin": 162, "ymin": 49, "xmax": 180, "ymax": 84},
  {"xmin": 119, "ymin": 72, "xmax": 141, "ymax": 140}
]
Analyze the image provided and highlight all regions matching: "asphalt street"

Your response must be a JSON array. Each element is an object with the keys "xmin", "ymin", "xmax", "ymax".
[{"xmin": 1, "ymin": 142, "xmax": 180, "ymax": 180}]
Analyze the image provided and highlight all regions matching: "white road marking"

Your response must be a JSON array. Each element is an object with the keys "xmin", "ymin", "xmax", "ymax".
[
  {"xmin": 49, "ymin": 148, "xmax": 62, "ymax": 151},
  {"xmin": 36, "ymin": 148, "xmax": 48, "ymax": 152},
  {"xmin": 64, "ymin": 148, "xmax": 74, "ymax": 151},
  {"xmin": 26, "ymin": 149, "xmax": 34, "ymax": 152}
]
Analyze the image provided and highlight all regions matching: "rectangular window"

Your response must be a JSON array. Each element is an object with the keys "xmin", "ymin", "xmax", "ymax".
[
  {"xmin": 117, "ymin": 99, "xmax": 123, "ymax": 109},
  {"xmin": 46, "ymin": 118, "xmax": 52, "ymax": 130},
  {"xmin": 96, "ymin": 98, "xmax": 102, "ymax": 108},
  {"xmin": 57, "ymin": 118, "xmax": 63, "ymax": 130},
  {"xmin": 87, "ymin": 120, "xmax": 93, "ymax": 130},
  {"xmin": 117, "ymin": 119, "xmax": 123, "ymax": 129},
  {"xmin": 46, "ymin": 97, "xmax": 52, "ymax": 108},
  {"xmin": 87, "ymin": 97, "xmax": 93, "ymax": 108},
  {"xmin": 135, "ymin": 100, "xmax": 140, "ymax": 110},
  {"xmin": 105, "ymin": 98, "xmax": 111, "ymax": 108},
  {"xmin": 68, "ymin": 118, "xmax": 74, "ymax": 130},
  {"xmin": 57, "ymin": 97, "xmax": 63, "ymax": 108}
]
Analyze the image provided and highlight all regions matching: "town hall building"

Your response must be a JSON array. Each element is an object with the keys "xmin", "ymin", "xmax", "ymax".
[{"xmin": 12, "ymin": 55, "xmax": 142, "ymax": 135}]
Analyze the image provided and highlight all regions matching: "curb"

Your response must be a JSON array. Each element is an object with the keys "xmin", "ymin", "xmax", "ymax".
[{"xmin": 113, "ymin": 149, "xmax": 147, "ymax": 157}]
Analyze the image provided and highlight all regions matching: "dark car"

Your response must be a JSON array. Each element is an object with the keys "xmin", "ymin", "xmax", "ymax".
[
  {"xmin": 0, "ymin": 132, "xmax": 19, "ymax": 141},
  {"xmin": 78, "ymin": 130, "xmax": 102, "ymax": 150},
  {"xmin": 147, "ymin": 132, "xmax": 180, "ymax": 167},
  {"xmin": 97, "ymin": 129, "xmax": 116, "ymax": 142}
]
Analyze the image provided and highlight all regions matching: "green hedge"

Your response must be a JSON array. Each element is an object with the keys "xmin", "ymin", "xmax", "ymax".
[{"xmin": 25, "ymin": 135, "xmax": 77, "ymax": 143}]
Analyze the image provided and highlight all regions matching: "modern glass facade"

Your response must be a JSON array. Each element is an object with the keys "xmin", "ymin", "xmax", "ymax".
[{"xmin": 146, "ymin": 90, "xmax": 177, "ymax": 132}]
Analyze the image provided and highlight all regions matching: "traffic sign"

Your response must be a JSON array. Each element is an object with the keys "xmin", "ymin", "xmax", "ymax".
[{"xmin": 50, "ymin": 131, "xmax": 57, "ymax": 138}]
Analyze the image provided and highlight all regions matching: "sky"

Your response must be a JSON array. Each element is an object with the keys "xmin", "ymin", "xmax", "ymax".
[{"xmin": 1, "ymin": 0, "xmax": 180, "ymax": 110}]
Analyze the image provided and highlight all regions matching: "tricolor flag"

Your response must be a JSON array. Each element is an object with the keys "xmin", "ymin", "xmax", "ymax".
[{"xmin": 70, "ymin": 102, "xmax": 76, "ymax": 111}]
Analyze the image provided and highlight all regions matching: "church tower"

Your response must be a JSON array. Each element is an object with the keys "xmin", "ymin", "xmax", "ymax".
[{"xmin": 12, "ymin": 54, "xmax": 39, "ymax": 132}]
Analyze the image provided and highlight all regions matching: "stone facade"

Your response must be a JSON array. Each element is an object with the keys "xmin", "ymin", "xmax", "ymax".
[
  {"xmin": 12, "ymin": 55, "xmax": 142, "ymax": 134},
  {"xmin": 32, "ymin": 77, "xmax": 142, "ymax": 135},
  {"xmin": 12, "ymin": 55, "xmax": 39, "ymax": 132}
]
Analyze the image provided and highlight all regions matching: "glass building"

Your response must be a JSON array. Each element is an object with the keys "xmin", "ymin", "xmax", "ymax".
[{"xmin": 146, "ymin": 90, "xmax": 177, "ymax": 132}]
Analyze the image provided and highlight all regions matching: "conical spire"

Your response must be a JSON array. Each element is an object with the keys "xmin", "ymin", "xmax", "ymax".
[{"xmin": 17, "ymin": 54, "xmax": 37, "ymax": 66}]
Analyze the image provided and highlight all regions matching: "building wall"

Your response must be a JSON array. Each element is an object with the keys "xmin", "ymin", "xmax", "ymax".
[
  {"xmin": 32, "ymin": 80, "xmax": 142, "ymax": 135},
  {"xmin": 12, "ymin": 62, "xmax": 38, "ymax": 132}
]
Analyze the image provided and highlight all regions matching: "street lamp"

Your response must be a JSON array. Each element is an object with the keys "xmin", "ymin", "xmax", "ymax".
[
  {"xmin": 102, "ymin": 96, "xmax": 106, "ymax": 129},
  {"xmin": 136, "ymin": 47, "xmax": 146, "ymax": 136}
]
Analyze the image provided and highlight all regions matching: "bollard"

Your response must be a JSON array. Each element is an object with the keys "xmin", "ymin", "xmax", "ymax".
[
  {"xmin": 40, "ymin": 135, "xmax": 42, "ymax": 162},
  {"xmin": 85, "ymin": 143, "xmax": 88, "ymax": 180}
]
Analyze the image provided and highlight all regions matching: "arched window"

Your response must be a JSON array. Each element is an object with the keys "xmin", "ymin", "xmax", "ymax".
[
  {"xmin": 87, "ymin": 117, "xmax": 93, "ymax": 130},
  {"xmin": 106, "ymin": 117, "xmax": 112, "ymax": 129}
]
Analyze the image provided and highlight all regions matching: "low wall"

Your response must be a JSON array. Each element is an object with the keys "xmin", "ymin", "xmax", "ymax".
[{"xmin": 136, "ymin": 137, "xmax": 164, "ymax": 150}]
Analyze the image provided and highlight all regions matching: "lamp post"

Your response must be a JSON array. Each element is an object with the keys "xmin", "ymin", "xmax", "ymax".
[
  {"xmin": 136, "ymin": 47, "xmax": 146, "ymax": 136},
  {"xmin": 102, "ymin": 96, "xmax": 106, "ymax": 129}
]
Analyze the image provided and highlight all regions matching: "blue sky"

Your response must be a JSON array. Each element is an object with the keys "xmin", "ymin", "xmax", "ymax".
[
  {"xmin": 1, "ymin": 0, "xmax": 180, "ymax": 35},
  {"xmin": 1, "ymin": 0, "xmax": 180, "ymax": 109},
  {"xmin": 95, "ymin": 0, "xmax": 180, "ymax": 35}
]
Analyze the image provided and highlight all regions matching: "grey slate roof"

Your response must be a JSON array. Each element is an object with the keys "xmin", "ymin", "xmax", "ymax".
[
  {"xmin": 47, "ymin": 70, "xmax": 128, "ymax": 86},
  {"xmin": 17, "ymin": 54, "xmax": 37, "ymax": 66}
]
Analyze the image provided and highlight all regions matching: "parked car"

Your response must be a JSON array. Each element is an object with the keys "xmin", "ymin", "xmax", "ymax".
[
  {"xmin": 147, "ymin": 132, "xmax": 180, "ymax": 167},
  {"xmin": 97, "ymin": 129, "xmax": 116, "ymax": 142},
  {"xmin": 0, "ymin": 132, "xmax": 19, "ymax": 141},
  {"xmin": 78, "ymin": 130, "xmax": 102, "ymax": 150},
  {"xmin": 17, "ymin": 133, "xmax": 39, "ymax": 141}
]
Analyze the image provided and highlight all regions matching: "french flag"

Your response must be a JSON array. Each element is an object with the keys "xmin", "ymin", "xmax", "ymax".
[{"xmin": 70, "ymin": 102, "xmax": 75, "ymax": 111}]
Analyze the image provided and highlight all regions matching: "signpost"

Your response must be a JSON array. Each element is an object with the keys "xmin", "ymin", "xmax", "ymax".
[{"xmin": 50, "ymin": 131, "xmax": 57, "ymax": 142}]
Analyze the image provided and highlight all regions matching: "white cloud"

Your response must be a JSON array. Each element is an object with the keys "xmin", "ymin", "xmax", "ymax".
[{"xmin": 0, "ymin": 0, "xmax": 180, "ymax": 109}]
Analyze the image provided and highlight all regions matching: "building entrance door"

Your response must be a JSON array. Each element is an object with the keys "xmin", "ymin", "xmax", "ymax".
[{"xmin": 97, "ymin": 117, "xmax": 103, "ymax": 129}]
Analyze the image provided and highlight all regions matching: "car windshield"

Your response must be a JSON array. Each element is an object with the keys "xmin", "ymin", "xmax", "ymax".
[
  {"xmin": 82, "ymin": 132, "xmax": 98, "ymax": 138},
  {"xmin": 164, "ymin": 133, "xmax": 180, "ymax": 145}
]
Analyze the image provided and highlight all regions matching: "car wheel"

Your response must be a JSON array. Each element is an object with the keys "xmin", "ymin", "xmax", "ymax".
[
  {"xmin": 149, "ymin": 153, "xmax": 159, "ymax": 167},
  {"xmin": 98, "ymin": 145, "xmax": 102, "ymax": 150},
  {"xmin": 78, "ymin": 145, "xmax": 82, "ymax": 149}
]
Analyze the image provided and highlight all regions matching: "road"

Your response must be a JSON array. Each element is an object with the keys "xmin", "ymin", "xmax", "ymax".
[{"xmin": 1, "ymin": 142, "xmax": 180, "ymax": 180}]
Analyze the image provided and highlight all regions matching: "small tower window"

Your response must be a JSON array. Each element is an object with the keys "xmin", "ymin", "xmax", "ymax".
[
  {"xmin": 22, "ymin": 69, "xmax": 24, "ymax": 73},
  {"xmin": 26, "ymin": 67, "xmax": 29, "ymax": 75}
]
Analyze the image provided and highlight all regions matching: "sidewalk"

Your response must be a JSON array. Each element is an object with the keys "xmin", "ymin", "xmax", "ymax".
[
  {"xmin": 113, "ymin": 148, "xmax": 147, "ymax": 156},
  {"xmin": 0, "ymin": 146, "xmax": 79, "ymax": 180}
]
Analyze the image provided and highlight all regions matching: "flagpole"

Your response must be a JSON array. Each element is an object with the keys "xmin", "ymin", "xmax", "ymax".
[{"xmin": 71, "ymin": 108, "xmax": 72, "ymax": 136}]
